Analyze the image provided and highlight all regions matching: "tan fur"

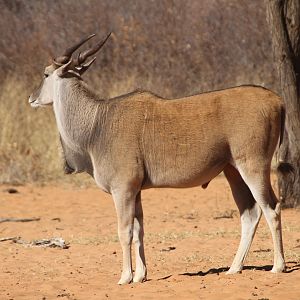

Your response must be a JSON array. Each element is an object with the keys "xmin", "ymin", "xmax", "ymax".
[{"xmin": 29, "ymin": 62, "xmax": 286, "ymax": 284}]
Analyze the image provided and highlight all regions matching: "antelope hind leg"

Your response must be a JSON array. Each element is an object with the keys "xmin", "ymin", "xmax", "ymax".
[
  {"xmin": 238, "ymin": 167, "xmax": 285, "ymax": 273},
  {"xmin": 224, "ymin": 165, "xmax": 262, "ymax": 274}
]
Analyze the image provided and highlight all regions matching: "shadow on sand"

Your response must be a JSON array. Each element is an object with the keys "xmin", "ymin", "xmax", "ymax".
[{"xmin": 179, "ymin": 263, "xmax": 300, "ymax": 276}]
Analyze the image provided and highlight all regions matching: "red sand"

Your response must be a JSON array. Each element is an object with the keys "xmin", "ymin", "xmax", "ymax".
[{"xmin": 1, "ymin": 176, "xmax": 300, "ymax": 299}]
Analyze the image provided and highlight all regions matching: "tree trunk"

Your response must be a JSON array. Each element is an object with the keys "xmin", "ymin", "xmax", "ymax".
[{"xmin": 265, "ymin": 0, "xmax": 300, "ymax": 207}]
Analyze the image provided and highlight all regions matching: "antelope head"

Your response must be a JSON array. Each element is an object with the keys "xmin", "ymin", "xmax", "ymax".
[{"xmin": 29, "ymin": 33, "xmax": 111, "ymax": 107}]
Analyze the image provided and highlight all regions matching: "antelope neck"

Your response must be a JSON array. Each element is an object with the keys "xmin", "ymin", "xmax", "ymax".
[{"xmin": 53, "ymin": 78, "xmax": 106, "ymax": 151}]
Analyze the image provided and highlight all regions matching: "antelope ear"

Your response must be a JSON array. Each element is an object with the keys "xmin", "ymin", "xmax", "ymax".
[
  {"xmin": 56, "ymin": 60, "xmax": 82, "ymax": 79},
  {"xmin": 76, "ymin": 57, "xmax": 96, "ymax": 76},
  {"xmin": 66, "ymin": 69, "xmax": 82, "ymax": 79},
  {"xmin": 56, "ymin": 60, "xmax": 73, "ymax": 77}
]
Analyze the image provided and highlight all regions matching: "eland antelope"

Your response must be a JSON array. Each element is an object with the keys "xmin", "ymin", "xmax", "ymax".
[{"xmin": 29, "ymin": 33, "xmax": 286, "ymax": 284}]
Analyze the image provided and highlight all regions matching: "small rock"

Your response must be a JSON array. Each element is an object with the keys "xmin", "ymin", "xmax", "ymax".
[
  {"xmin": 4, "ymin": 188, "xmax": 19, "ymax": 194},
  {"xmin": 161, "ymin": 246, "xmax": 176, "ymax": 252},
  {"xmin": 52, "ymin": 217, "xmax": 61, "ymax": 222}
]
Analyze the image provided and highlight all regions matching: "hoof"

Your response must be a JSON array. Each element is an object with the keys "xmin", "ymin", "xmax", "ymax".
[
  {"xmin": 133, "ymin": 274, "xmax": 147, "ymax": 283},
  {"xmin": 271, "ymin": 265, "xmax": 286, "ymax": 273},
  {"xmin": 118, "ymin": 273, "xmax": 133, "ymax": 285},
  {"xmin": 226, "ymin": 268, "xmax": 242, "ymax": 275}
]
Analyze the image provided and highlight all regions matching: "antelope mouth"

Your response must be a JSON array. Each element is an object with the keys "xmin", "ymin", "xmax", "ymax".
[
  {"xmin": 29, "ymin": 96, "xmax": 38, "ymax": 106},
  {"xmin": 29, "ymin": 100, "xmax": 39, "ymax": 108},
  {"xmin": 29, "ymin": 97, "xmax": 52, "ymax": 107}
]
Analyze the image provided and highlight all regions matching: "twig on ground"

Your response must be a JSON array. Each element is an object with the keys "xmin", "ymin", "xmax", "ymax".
[
  {"xmin": 0, "ymin": 236, "xmax": 20, "ymax": 242},
  {"xmin": 157, "ymin": 274, "xmax": 172, "ymax": 280},
  {"xmin": 213, "ymin": 210, "xmax": 237, "ymax": 219},
  {"xmin": 0, "ymin": 217, "xmax": 40, "ymax": 223},
  {"xmin": 14, "ymin": 237, "xmax": 69, "ymax": 249},
  {"xmin": 253, "ymin": 248, "xmax": 271, "ymax": 253}
]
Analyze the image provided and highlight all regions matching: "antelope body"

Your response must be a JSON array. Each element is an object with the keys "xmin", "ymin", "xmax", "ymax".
[{"xmin": 29, "ymin": 34, "xmax": 286, "ymax": 284}]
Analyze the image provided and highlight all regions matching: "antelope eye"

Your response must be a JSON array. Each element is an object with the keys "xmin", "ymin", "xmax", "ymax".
[{"xmin": 44, "ymin": 73, "xmax": 49, "ymax": 78}]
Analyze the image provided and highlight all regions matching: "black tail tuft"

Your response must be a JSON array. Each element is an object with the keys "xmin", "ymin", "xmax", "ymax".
[{"xmin": 279, "ymin": 105, "xmax": 286, "ymax": 146}]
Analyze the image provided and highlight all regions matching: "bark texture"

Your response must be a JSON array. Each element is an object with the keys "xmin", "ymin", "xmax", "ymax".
[{"xmin": 265, "ymin": 0, "xmax": 300, "ymax": 207}]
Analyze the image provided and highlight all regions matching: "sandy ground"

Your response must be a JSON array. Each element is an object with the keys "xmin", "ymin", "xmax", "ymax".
[{"xmin": 1, "ymin": 176, "xmax": 300, "ymax": 300}]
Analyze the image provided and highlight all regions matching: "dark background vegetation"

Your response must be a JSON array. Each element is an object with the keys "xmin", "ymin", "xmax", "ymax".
[{"xmin": 0, "ymin": 0, "xmax": 278, "ymax": 183}]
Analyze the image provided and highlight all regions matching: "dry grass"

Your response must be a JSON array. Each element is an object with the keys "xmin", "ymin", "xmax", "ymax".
[{"xmin": 0, "ymin": 76, "xmax": 61, "ymax": 184}]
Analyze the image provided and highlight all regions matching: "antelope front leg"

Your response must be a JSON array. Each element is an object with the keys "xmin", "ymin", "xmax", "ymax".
[
  {"xmin": 133, "ymin": 191, "xmax": 147, "ymax": 282},
  {"xmin": 112, "ymin": 189, "xmax": 136, "ymax": 285}
]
